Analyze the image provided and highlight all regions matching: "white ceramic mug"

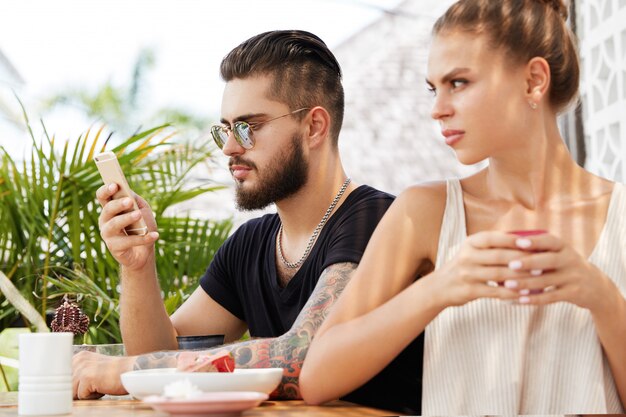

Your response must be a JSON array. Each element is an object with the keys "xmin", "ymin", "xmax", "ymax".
[
  {"xmin": 18, "ymin": 333, "xmax": 73, "ymax": 377},
  {"xmin": 19, "ymin": 375, "xmax": 72, "ymax": 384},
  {"xmin": 18, "ymin": 332, "xmax": 73, "ymax": 416},
  {"xmin": 18, "ymin": 390, "xmax": 72, "ymax": 415}
]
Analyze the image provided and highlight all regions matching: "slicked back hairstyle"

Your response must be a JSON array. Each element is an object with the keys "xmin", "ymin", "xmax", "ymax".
[
  {"xmin": 433, "ymin": 0, "xmax": 579, "ymax": 112},
  {"xmin": 220, "ymin": 30, "xmax": 344, "ymax": 145}
]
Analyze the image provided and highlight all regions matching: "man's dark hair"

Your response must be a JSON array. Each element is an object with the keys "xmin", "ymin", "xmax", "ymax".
[{"xmin": 220, "ymin": 30, "xmax": 344, "ymax": 145}]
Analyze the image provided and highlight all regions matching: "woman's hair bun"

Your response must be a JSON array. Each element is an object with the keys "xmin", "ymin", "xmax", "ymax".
[{"xmin": 538, "ymin": 0, "xmax": 569, "ymax": 19}]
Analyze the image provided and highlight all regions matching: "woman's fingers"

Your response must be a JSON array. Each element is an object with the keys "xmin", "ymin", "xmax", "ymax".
[
  {"xmin": 512, "ymin": 233, "xmax": 565, "ymax": 253},
  {"xmin": 469, "ymin": 247, "xmax": 532, "ymax": 267},
  {"xmin": 467, "ymin": 231, "xmax": 521, "ymax": 250},
  {"xmin": 506, "ymin": 250, "xmax": 570, "ymax": 272}
]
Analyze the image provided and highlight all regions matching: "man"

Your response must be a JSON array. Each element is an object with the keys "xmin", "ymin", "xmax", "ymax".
[{"xmin": 73, "ymin": 30, "xmax": 422, "ymax": 413}]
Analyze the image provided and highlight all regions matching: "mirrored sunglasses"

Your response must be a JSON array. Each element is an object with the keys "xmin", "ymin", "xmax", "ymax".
[{"xmin": 210, "ymin": 108, "xmax": 310, "ymax": 150}]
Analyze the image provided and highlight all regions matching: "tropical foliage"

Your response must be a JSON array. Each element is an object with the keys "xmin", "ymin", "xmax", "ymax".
[
  {"xmin": 0, "ymin": 108, "xmax": 232, "ymax": 346},
  {"xmin": 43, "ymin": 48, "xmax": 210, "ymax": 136}
]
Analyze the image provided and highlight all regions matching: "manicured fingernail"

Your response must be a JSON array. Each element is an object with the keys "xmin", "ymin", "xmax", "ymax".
[
  {"xmin": 531, "ymin": 269, "xmax": 542, "ymax": 276},
  {"xmin": 519, "ymin": 296, "xmax": 530, "ymax": 304},
  {"xmin": 108, "ymin": 184, "xmax": 117, "ymax": 192},
  {"xmin": 504, "ymin": 280, "xmax": 518, "ymax": 289},
  {"xmin": 519, "ymin": 289, "xmax": 530, "ymax": 295},
  {"xmin": 149, "ymin": 232, "xmax": 159, "ymax": 239},
  {"xmin": 509, "ymin": 260, "xmax": 522, "ymax": 270},
  {"xmin": 131, "ymin": 211, "xmax": 141, "ymax": 219},
  {"xmin": 124, "ymin": 198, "xmax": 132, "ymax": 207},
  {"xmin": 516, "ymin": 238, "xmax": 532, "ymax": 249},
  {"xmin": 486, "ymin": 280, "xmax": 498, "ymax": 287}
]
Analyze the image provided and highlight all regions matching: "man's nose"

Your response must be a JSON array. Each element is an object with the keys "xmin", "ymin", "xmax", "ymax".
[{"xmin": 222, "ymin": 129, "xmax": 245, "ymax": 156}]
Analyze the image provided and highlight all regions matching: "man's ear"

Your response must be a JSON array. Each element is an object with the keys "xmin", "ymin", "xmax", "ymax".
[
  {"xmin": 306, "ymin": 106, "xmax": 331, "ymax": 149},
  {"xmin": 525, "ymin": 57, "xmax": 551, "ymax": 106}
]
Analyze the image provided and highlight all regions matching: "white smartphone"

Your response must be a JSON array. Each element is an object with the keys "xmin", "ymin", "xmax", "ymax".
[{"xmin": 94, "ymin": 151, "xmax": 148, "ymax": 236}]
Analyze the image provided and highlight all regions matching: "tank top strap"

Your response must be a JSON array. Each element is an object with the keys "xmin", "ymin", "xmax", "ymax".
[
  {"xmin": 609, "ymin": 182, "xmax": 626, "ymax": 233},
  {"xmin": 435, "ymin": 179, "xmax": 467, "ymax": 269}
]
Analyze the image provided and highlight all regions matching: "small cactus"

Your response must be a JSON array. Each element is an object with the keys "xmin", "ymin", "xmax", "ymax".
[{"xmin": 51, "ymin": 295, "xmax": 90, "ymax": 335}]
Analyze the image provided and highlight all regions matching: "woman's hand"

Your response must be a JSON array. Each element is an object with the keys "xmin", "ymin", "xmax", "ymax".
[
  {"xmin": 432, "ymin": 231, "xmax": 532, "ymax": 307},
  {"xmin": 504, "ymin": 233, "xmax": 614, "ymax": 312}
]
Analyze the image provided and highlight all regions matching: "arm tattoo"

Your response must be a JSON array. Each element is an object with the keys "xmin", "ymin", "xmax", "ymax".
[
  {"xmin": 230, "ymin": 262, "xmax": 356, "ymax": 399},
  {"xmin": 133, "ymin": 351, "xmax": 180, "ymax": 370},
  {"xmin": 131, "ymin": 263, "xmax": 356, "ymax": 399}
]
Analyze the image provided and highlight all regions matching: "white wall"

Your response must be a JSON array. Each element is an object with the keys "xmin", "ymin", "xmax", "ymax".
[{"xmin": 577, "ymin": 0, "xmax": 626, "ymax": 182}]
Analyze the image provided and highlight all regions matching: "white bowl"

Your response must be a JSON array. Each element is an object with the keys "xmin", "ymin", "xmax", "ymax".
[{"xmin": 120, "ymin": 368, "xmax": 283, "ymax": 399}]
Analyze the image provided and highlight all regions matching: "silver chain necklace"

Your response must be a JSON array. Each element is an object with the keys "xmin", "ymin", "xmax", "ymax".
[{"xmin": 277, "ymin": 178, "xmax": 351, "ymax": 269}]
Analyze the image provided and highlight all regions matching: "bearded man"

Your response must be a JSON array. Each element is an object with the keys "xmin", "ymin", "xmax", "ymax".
[{"xmin": 73, "ymin": 30, "xmax": 422, "ymax": 414}]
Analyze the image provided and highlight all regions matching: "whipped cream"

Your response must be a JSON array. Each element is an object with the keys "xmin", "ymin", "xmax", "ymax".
[{"xmin": 163, "ymin": 379, "xmax": 203, "ymax": 399}]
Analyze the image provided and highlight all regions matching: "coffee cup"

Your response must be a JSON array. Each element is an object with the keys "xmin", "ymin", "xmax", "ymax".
[
  {"xmin": 18, "ymin": 333, "xmax": 72, "ymax": 377},
  {"xmin": 18, "ymin": 332, "xmax": 73, "ymax": 415}
]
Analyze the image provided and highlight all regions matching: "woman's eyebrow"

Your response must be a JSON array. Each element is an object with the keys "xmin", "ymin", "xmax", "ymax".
[{"xmin": 426, "ymin": 67, "xmax": 471, "ymax": 86}]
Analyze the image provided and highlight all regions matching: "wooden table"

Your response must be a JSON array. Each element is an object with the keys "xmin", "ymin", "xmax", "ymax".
[{"xmin": 0, "ymin": 392, "xmax": 398, "ymax": 416}]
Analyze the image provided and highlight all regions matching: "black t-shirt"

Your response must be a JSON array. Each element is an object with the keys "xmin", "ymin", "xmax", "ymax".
[{"xmin": 200, "ymin": 185, "xmax": 423, "ymax": 414}]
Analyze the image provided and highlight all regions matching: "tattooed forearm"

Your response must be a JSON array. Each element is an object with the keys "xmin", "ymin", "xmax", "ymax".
[
  {"xmin": 149, "ymin": 263, "xmax": 356, "ymax": 399},
  {"xmin": 133, "ymin": 351, "xmax": 180, "ymax": 370},
  {"xmin": 238, "ymin": 262, "xmax": 356, "ymax": 399}
]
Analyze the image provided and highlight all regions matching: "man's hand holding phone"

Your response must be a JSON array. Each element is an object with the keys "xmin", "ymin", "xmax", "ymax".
[{"xmin": 94, "ymin": 152, "xmax": 159, "ymax": 272}]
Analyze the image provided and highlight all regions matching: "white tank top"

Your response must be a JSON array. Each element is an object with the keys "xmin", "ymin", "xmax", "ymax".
[{"xmin": 422, "ymin": 179, "xmax": 626, "ymax": 414}]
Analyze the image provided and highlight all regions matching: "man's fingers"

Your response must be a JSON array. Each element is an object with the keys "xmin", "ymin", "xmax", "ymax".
[
  {"xmin": 104, "ymin": 233, "xmax": 159, "ymax": 253},
  {"xmin": 101, "ymin": 210, "xmax": 143, "ymax": 236},
  {"xmin": 95, "ymin": 183, "xmax": 119, "ymax": 206},
  {"xmin": 99, "ymin": 198, "xmax": 137, "ymax": 230},
  {"xmin": 133, "ymin": 193, "xmax": 152, "ymax": 210}
]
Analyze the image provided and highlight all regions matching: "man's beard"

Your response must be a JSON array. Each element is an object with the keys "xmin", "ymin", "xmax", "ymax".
[{"xmin": 234, "ymin": 134, "xmax": 308, "ymax": 211}]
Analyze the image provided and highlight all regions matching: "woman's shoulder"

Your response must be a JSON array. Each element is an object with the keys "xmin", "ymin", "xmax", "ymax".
[
  {"xmin": 390, "ymin": 181, "xmax": 450, "ymax": 266},
  {"xmin": 396, "ymin": 180, "xmax": 449, "ymax": 211},
  {"xmin": 392, "ymin": 181, "xmax": 449, "ymax": 231}
]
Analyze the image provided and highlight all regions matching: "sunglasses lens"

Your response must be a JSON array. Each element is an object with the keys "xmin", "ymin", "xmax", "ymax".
[
  {"xmin": 210, "ymin": 126, "xmax": 227, "ymax": 149},
  {"xmin": 234, "ymin": 123, "xmax": 254, "ymax": 149}
]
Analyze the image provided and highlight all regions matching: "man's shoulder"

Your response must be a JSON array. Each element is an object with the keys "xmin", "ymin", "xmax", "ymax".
[
  {"xmin": 347, "ymin": 184, "xmax": 395, "ymax": 206},
  {"xmin": 230, "ymin": 213, "xmax": 280, "ymax": 238},
  {"xmin": 331, "ymin": 184, "xmax": 394, "ymax": 228}
]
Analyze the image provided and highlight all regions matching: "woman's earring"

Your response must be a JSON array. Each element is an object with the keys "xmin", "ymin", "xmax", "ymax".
[{"xmin": 529, "ymin": 101, "xmax": 537, "ymax": 110}]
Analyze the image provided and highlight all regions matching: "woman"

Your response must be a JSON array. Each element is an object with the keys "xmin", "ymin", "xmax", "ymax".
[{"xmin": 299, "ymin": 0, "xmax": 626, "ymax": 414}]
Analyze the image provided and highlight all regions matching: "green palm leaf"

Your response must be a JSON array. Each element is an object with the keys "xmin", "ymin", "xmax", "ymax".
[{"xmin": 0, "ymin": 111, "xmax": 231, "ymax": 351}]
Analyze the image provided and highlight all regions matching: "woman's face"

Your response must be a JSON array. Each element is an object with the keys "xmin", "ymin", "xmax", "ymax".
[{"xmin": 426, "ymin": 32, "xmax": 530, "ymax": 165}]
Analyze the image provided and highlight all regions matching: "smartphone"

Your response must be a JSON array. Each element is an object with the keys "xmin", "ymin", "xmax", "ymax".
[{"xmin": 94, "ymin": 151, "xmax": 148, "ymax": 236}]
